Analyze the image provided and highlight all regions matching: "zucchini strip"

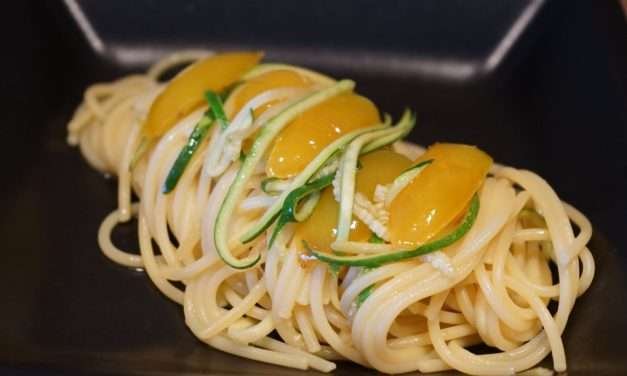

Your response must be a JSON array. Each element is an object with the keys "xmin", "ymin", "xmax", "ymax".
[
  {"xmin": 307, "ymin": 194, "xmax": 480, "ymax": 268},
  {"xmin": 239, "ymin": 124, "xmax": 387, "ymax": 243},
  {"xmin": 355, "ymin": 234, "xmax": 385, "ymax": 307},
  {"xmin": 336, "ymin": 111, "xmax": 416, "ymax": 242},
  {"xmin": 261, "ymin": 177, "xmax": 291, "ymax": 196},
  {"xmin": 162, "ymin": 112, "xmax": 214, "ymax": 193},
  {"xmin": 356, "ymin": 284, "xmax": 375, "ymax": 307},
  {"xmin": 268, "ymin": 173, "xmax": 334, "ymax": 247},
  {"xmin": 205, "ymin": 91, "xmax": 229, "ymax": 130},
  {"xmin": 293, "ymin": 191, "xmax": 321, "ymax": 222},
  {"xmin": 214, "ymin": 80, "xmax": 355, "ymax": 269},
  {"xmin": 361, "ymin": 110, "xmax": 415, "ymax": 154},
  {"xmin": 163, "ymin": 87, "xmax": 239, "ymax": 193},
  {"xmin": 368, "ymin": 233, "xmax": 385, "ymax": 244},
  {"xmin": 241, "ymin": 110, "xmax": 412, "ymax": 244},
  {"xmin": 383, "ymin": 159, "xmax": 433, "ymax": 208},
  {"xmin": 205, "ymin": 88, "xmax": 308, "ymax": 178}
]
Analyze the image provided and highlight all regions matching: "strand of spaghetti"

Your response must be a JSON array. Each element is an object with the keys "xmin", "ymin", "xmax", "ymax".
[
  {"xmin": 206, "ymin": 335, "xmax": 309, "ymax": 370},
  {"xmin": 310, "ymin": 265, "xmax": 366, "ymax": 365},
  {"xmin": 117, "ymin": 120, "xmax": 142, "ymax": 221},
  {"xmin": 389, "ymin": 324, "xmax": 476, "ymax": 348},
  {"xmin": 273, "ymin": 246, "xmax": 305, "ymax": 319},
  {"xmin": 294, "ymin": 306, "xmax": 321, "ymax": 353},
  {"xmin": 170, "ymin": 143, "xmax": 206, "ymax": 239},
  {"xmin": 222, "ymin": 287, "xmax": 267, "ymax": 320},
  {"xmin": 254, "ymin": 336, "xmax": 336, "ymax": 372},
  {"xmin": 406, "ymin": 301, "xmax": 467, "ymax": 325},
  {"xmin": 275, "ymin": 318, "xmax": 306, "ymax": 349},
  {"xmin": 296, "ymin": 268, "xmax": 312, "ymax": 306},
  {"xmin": 199, "ymin": 280, "xmax": 267, "ymax": 339},
  {"xmin": 137, "ymin": 210, "xmax": 184, "ymax": 303},
  {"xmin": 98, "ymin": 204, "xmax": 143, "ymax": 268},
  {"xmin": 227, "ymin": 315, "xmax": 275, "ymax": 344}
]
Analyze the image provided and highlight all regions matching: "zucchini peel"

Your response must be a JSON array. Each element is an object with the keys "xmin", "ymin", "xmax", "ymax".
[
  {"xmin": 307, "ymin": 194, "xmax": 480, "ymax": 268},
  {"xmin": 383, "ymin": 159, "xmax": 433, "ymax": 207},
  {"xmin": 335, "ymin": 110, "xmax": 416, "ymax": 242},
  {"xmin": 162, "ymin": 112, "xmax": 214, "ymax": 193},
  {"xmin": 239, "ymin": 124, "xmax": 387, "ymax": 244},
  {"xmin": 268, "ymin": 173, "xmax": 334, "ymax": 247},
  {"xmin": 214, "ymin": 80, "xmax": 355, "ymax": 269}
]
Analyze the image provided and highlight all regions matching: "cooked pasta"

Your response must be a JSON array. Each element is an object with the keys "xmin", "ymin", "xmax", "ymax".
[{"xmin": 67, "ymin": 50, "xmax": 595, "ymax": 374}]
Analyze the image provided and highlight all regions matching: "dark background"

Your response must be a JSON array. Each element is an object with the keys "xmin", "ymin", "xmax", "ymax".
[{"xmin": 0, "ymin": 0, "xmax": 625, "ymax": 374}]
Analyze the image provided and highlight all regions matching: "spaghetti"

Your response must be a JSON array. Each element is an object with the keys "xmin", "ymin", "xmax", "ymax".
[{"xmin": 67, "ymin": 51, "xmax": 595, "ymax": 374}]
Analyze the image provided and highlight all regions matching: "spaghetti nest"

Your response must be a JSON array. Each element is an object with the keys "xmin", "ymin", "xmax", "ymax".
[{"xmin": 67, "ymin": 51, "xmax": 595, "ymax": 375}]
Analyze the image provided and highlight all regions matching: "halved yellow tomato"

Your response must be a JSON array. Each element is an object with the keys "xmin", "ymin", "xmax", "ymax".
[
  {"xmin": 226, "ymin": 69, "xmax": 314, "ymax": 118},
  {"xmin": 266, "ymin": 93, "xmax": 380, "ymax": 179},
  {"xmin": 142, "ymin": 51, "xmax": 262, "ymax": 138},
  {"xmin": 355, "ymin": 149, "xmax": 413, "ymax": 198},
  {"xmin": 388, "ymin": 143, "xmax": 492, "ymax": 247},
  {"xmin": 296, "ymin": 149, "xmax": 411, "ymax": 251}
]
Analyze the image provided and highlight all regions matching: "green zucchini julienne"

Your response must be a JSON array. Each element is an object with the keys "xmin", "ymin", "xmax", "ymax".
[
  {"xmin": 402, "ymin": 158, "xmax": 434, "ymax": 174},
  {"xmin": 214, "ymin": 80, "xmax": 355, "ymax": 269},
  {"xmin": 383, "ymin": 158, "xmax": 433, "ymax": 207},
  {"xmin": 368, "ymin": 233, "xmax": 385, "ymax": 244},
  {"xmin": 360, "ymin": 110, "xmax": 415, "ymax": 155},
  {"xmin": 242, "ymin": 110, "xmax": 414, "ymax": 245},
  {"xmin": 239, "ymin": 121, "xmax": 384, "ymax": 245},
  {"xmin": 241, "ymin": 126, "xmax": 383, "ymax": 244},
  {"xmin": 261, "ymin": 177, "xmax": 285, "ymax": 195},
  {"xmin": 329, "ymin": 262, "xmax": 342, "ymax": 276},
  {"xmin": 162, "ymin": 112, "xmax": 215, "ymax": 193},
  {"xmin": 307, "ymin": 193, "xmax": 480, "ymax": 268},
  {"xmin": 268, "ymin": 173, "xmax": 334, "ymax": 247},
  {"xmin": 132, "ymin": 83, "xmax": 239, "ymax": 175},
  {"xmin": 355, "ymin": 233, "xmax": 387, "ymax": 306},
  {"xmin": 293, "ymin": 191, "xmax": 321, "ymax": 222},
  {"xmin": 356, "ymin": 284, "xmax": 375, "ymax": 307},
  {"xmin": 332, "ymin": 111, "xmax": 415, "ymax": 241},
  {"xmin": 205, "ymin": 90, "xmax": 229, "ymax": 130},
  {"xmin": 162, "ymin": 85, "xmax": 240, "ymax": 194},
  {"xmin": 335, "ymin": 122, "xmax": 415, "ymax": 242}
]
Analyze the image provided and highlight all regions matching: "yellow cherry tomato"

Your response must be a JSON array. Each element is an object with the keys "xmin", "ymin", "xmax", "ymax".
[
  {"xmin": 142, "ymin": 51, "xmax": 262, "ymax": 138},
  {"xmin": 226, "ymin": 69, "xmax": 314, "ymax": 118},
  {"xmin": 296, "ymin": 149, "xmax": 411, "ymax": 251},
  {"xmin": 388, "ymin": 143, "xmax": 493, "ymax": 247},
  {"xmin": 266, "ymin": 93, "xmax": 380, "ymax": 179},
  {"xmin": 355, "ymin": 149, "xmax": 412, "ymax": 198}
]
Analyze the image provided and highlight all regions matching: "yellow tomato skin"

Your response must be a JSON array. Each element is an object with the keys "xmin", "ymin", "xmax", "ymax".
[
  {"xmin": 266, "ymin": 93, "xmax": 380, "ymax": 179},
  {"xmin": 296, "ymin": 188, "xmax": 370, "ymax": 251},
  {"xmin": 356, "ymin": 149, "xmax": 412, "ymax": 198},
  {"xmin": 143, "ymin": 52, "xmax": 262, "ymax": 138},
  {"xmin": 227, "ymin": 69, "xmax": 314, "ymax": 118},
  {"xmin": 296, "ymin": 149, "xmax": 411, "ymax": 251},
  {"xmin": 388, "ymin": 143, "xmax": 493, "ymax": 247}
]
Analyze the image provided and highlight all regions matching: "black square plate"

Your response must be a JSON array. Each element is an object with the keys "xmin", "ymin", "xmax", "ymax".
[{"xmin": 1, "ymin": 1, "xmax": 626, "ymax": 374}]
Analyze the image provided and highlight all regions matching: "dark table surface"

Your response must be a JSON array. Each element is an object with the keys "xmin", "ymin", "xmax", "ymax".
[{"xmin": 1, "ymin": 1, "xmax": 626, "ymax": 374}]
